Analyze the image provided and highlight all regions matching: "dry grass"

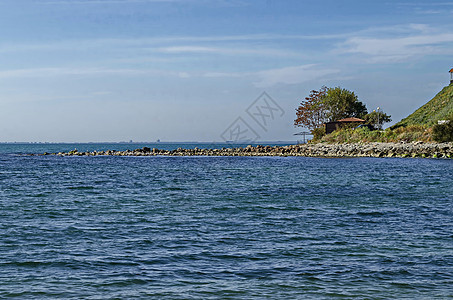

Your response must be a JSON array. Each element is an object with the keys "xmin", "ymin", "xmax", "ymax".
[{"xmin": 314, "ymin": 125, "xmax": 433, "ymax": 144}]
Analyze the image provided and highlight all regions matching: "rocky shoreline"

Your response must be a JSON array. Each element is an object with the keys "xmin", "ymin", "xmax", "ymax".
[{"xmin": 43, "ymin": 142, "xmax": 453, "ymax": 158}]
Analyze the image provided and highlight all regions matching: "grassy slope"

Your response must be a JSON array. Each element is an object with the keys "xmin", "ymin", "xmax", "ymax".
[
  {"xmin": 394, "ymin": 84, "xmax": 453, "ymax": 127},
  {"xmin": 317, "ymin": 125, "xmax": 432, "ymax": 143}
]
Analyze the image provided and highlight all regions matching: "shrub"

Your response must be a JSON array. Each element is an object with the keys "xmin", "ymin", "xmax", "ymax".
[
  {"xmin": 432, "ymin": 119, "xmax": 453, "ymax": 142},
  {"xmin": 316, "ymin": 124, "xmax": 433, "ymax": 143},
  {"xmin": 311, "ymin": 126, "xmax": 326, "ymax": 141},
  {"xmin": 392, "ymin": 125, "xmax": 431, "ymax": 143}
]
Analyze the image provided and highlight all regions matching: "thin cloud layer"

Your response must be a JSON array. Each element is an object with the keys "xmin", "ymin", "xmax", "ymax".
[
  {"xmin": 339, "ymin": 25, "xmax": 453, "ymax": 62},
  {"xmin": 2, "ymin": 24, "xmax": 453, "ymax": 78},
  {"xmin": 254, "ymin": 65, "xmax": 340, "ymax": 88},
  {"xmin": 203, "ymin": 65, "xmax": 340, "ymax": 88},
  {"xmin": 0, "ymin": 67, "xmax": 174, "ymax": 79}
]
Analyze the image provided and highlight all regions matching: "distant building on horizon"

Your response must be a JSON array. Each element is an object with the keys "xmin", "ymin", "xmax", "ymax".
[{"xmin": 450, "ymin": 68, "xmax": 453, "ymax": 84}]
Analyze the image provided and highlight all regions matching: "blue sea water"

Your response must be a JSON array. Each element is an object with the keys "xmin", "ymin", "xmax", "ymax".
[{"xmin": 0, "ymin": 143, "xmax": 452, "ymax": 299}]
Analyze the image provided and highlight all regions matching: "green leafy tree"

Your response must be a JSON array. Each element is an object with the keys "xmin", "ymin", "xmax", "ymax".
[
  {"xmin": 323, "ymin": 87, "xmax": 368, "ymax": 121},
  {"xmin": 364, "ymin": 110, "xmax": 392, "ymax": 129}
]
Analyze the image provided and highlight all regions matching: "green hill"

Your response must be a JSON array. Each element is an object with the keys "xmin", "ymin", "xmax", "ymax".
[{"xmin": 395, "ymin": 84, "xmax": 453, "ymax": 127}]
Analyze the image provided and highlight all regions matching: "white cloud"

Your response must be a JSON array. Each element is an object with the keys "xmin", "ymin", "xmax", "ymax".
[
  {"xmin": 203, "ymin": 64, "xmax": 340, "ymax": 88},
  {"xmin": 203, "ymin": 71, "xmax": 244, "ymax": 78},
  {"xmin": 156, "ymin": 45, "xmax": 297, "ymax": 57},
  {"xmin": 0, "ymin": 67, "xmax": 172, "ymax": 79},
  {"xmin": 158, "ymin": 46, "xmax": 218, "ymax": 53},
  {"xmin": 415, "ymin": 9, "xmax": 443, "ymax": 14},
  {"xmin": 339, "ymin": 25, "xmax": 453, "ymax": 63},
  {"xmin": 92, "ymin": 91, "xmax": 113, "ymax": 96},
  {"xmin": 0, "ymin": 33, "xmax": 347, "ymax": 54},
  {"xmin": 254, "ymin": 65, "xmax": 340, "ymax": 88},
  {"xmin": 395, "ymin": 2, "xmax": 453, "ymax": 7},
  {"xmin": 40, "ymin": 0, "xmax": 185, "ymax": 4},
  {"xmin": 178, "ymin": 72, "xmax": 190, "ymax": 78}
]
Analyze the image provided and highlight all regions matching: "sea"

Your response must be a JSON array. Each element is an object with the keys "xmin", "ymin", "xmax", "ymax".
[{"xmin": 0, "ymin": 143, "xmax": 452, "ymax": 299}]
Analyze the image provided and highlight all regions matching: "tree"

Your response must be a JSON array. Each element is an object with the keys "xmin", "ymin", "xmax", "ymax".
[
  {"xmin": 363, "ymin": 110, "xmax": 392, "ymax": 129},
  {"xmin": 294, "ymin": 86, "xmax": 368, "ymax": 132},
  {"xmin": 322, "ymin": 87, "xmax": 368, "ymax": 121},
  {"xmin": 294, "ymin": 86, "xmax": 328, "ymax": 131}
]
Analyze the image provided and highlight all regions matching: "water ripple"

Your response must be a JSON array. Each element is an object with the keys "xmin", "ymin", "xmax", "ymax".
[{"xmin": 0, "ymin": 154, "xmax": 452, "ymax": 299}]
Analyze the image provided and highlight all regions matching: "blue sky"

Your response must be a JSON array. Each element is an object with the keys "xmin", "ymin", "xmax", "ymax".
[{"xmin": 1, "ymin": 0, "xmax": 453, "ymax": 142}]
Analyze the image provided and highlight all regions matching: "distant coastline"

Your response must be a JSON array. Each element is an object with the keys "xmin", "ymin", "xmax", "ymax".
[{"xmin": 43, "ymin": 142, "xmax": 453, "ymax": 159}]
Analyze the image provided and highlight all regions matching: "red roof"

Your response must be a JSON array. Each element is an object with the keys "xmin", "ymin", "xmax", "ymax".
[
  {"xmin": 450, "ymin": 68, "xmax": 453, "ymax": 73},
  {"xmin": 337, "ymin": 117, "xmax": 365, "ymax": 122}
]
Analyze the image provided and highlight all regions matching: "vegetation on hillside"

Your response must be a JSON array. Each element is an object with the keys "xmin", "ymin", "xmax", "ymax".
[
  {"xmin": 314, "ymin": 125, "xmax": 432, "ymax": 143},
  {"xmin": 297, "ymin": 84, "xmax": 453, "ymax": 144},
  {"xmin": 394, "ymin": 84, "xmax": 453, "ymax": 128},
  {"xmin": 432, "ymin": 117, "xmax": 453, "ymax": 142}
]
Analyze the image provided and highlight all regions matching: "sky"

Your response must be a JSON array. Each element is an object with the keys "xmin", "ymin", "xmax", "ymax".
[{"xmin": 1, "ymin": 0, "xmax": 453, "ymax": 142}]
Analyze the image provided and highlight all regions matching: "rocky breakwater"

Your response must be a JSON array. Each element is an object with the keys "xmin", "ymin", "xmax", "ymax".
[{"xmin": 47, "ymin": 142, "xmax": 453, "ymax": 158}]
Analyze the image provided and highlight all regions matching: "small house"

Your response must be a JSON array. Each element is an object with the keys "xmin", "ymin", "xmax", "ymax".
[
  {"xmin": 325, "ymin": 117, "xmax": 365, "ymax": 134},
  {"xmin": 450, "ymin": 68, "xmax": 453, "ymax": 84}
]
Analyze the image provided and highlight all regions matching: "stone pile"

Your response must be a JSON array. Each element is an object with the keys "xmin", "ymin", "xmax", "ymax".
[{"xmin": 45, "ymin": 142, "xmax": 453, "ymax": 158}]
